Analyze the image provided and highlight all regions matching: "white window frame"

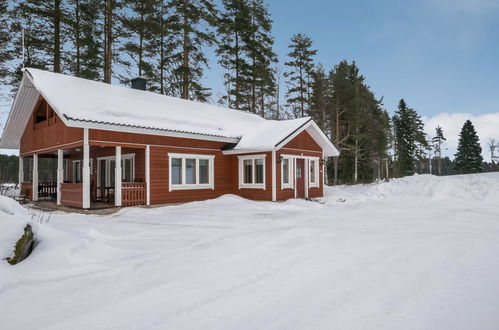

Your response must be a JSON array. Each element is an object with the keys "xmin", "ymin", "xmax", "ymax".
[
  {"xmin": 63, "ymin": 159, "xmax": 69, "ymax": 182},
  {"xmin": 97, "ymin": 154, "xmax": 135, "ymax": 187},
  {"xmin": 238, "ymin": 154, "xmax": 266, "ymax": 189},
  {"xmin": 168, "ymin": 153, "xmax": 215, "ymax": 191},
  {"xmin": 72, "ymin": 160, "xmax": 81, "ymax": 183},
  {"xmin": 308, "ymin": 157, "xmax": 320, "ymax": 188},
  {"xmin": 281, "ymin": 156, "xmax": 294, "ymax": 189}
]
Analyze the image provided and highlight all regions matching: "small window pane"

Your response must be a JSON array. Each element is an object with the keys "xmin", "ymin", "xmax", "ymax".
[
  {"xmin": 282, "ymin": 159, "xmax": 289, "ymax": 184},
  {"xmin": 110, "ymin": 160, "xmax": 116, "ymax": 186},
  {"xmin": 172, "ymin": 158, "xmax": 182, "ymax": 185},
  {"xmin": 186, "ymin": 159, "xmax": 196, "ymax": 184},
  {"xmin": 199, "ymin": 159, "xmax": 209, "ymax": 184},
  {"xmin": 243, "ymin": 159, "xmax": 253, "ymax": 184},
  {"xmin": 310, "ymin": 160, "xmax": 316, "ymax": 183},
  {"xmin": 296, "ymin": 162, "xmax": 302, "ymax": 179},
  {"xmin": 255, "ymin": 159, "xmax": 264, "ymax": 184},
  {"xmin": 123, "ymin": 158, "xmax": 133, "ymax": 182}
]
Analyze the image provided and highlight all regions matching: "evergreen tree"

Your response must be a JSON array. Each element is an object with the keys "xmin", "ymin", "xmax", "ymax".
[
  {"xmin": 168, "ymin": 0, "xmax": 217, "ymax": 101},
  {"xmin": 309, "ymin": 64, "xmax": 331, "ymax": 133},
  {"xmin": 392, "ymin": 99, "xmax": 425, "ymax": 176},
  {"xmin": 67, "ymin": 0, "xmax": 103, "ymax": 80},
  {"xmin": 9, "ymin": 1, "xmax": 51, "ymax": 86},
  {"xmin": 454, "ymin": 119, "xmax": 483, "ymax": 174},
  {"xmin": 148, "ymin": 0, "xmax": 176, "ymax": 94},
  {"xmin": 245, "ymin": 0, "xmax": 277, "ymax": 115},
  {"xmin": 284, "ymin": 33, "xmax": 317, "ymax": 118},
  {"xmin": 13, "ymin": 0, "xmax": 65, "ymax": 72},
  {"xmin": 0, "ymin": 0, "xmax": 12, "ymax": 83},
  {"xmin": 120, "ymin": 0, "xmax": 160, "ymax": 82},
  {"xmin": 217, "ymin": 0, "xmax": 252, "ymax": 109}
]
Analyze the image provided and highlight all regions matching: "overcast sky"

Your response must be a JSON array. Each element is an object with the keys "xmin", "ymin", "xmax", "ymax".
[{"xmin": 2, "ymin": 0, "xmax": 499, "ymax": 159}]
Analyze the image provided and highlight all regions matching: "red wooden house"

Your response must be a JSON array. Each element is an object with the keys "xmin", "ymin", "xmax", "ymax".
[{"xmin": 0, "ymin": 69, "xmax": 339, "ymax": 209}]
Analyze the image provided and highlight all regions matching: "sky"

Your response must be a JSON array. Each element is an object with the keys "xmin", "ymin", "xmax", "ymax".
[{"xmin": 1, "ymin": 0, "xmax": 499, "ymax": 159}]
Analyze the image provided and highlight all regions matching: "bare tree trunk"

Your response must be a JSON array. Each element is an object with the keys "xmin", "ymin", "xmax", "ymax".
[
  {"xmin": 354, "ymin": 139, "xmax": 358, "ymax": 183},
  {"xmin": 385, "ymin": 158, "xmax": 389, "ymax": 180},
  {"xmin": 333, "ymin": 156, "xmax": 338, "ymax": 185},
  {"xmin": 181, "ymin": 0, "xmax": 189, "ymax": 99},
  {"xmin": 75, "ymin": 0, "xmax": 80, "ymax": 76},
  {"xmin": 104, "ymin": 0, "xmax": 113, "ymax": 83},
  {"xmin": 53, "ymin": 0, "xmax": 61, "ymax": 72}
]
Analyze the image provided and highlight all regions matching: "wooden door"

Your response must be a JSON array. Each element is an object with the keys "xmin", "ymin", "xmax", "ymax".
[{"xmin": 296, "ymin": 158, "xmax": 305, "ymax": 198}]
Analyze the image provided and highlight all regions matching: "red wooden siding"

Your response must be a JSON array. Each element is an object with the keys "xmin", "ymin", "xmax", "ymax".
[
  {"xmin": 20, "ymin": 98, "xmax": 83, "ymax": 156},
  {"xmin": 18, "ymin": 96, "xmax": 326, "ymax": 207},
  {"xmin": 60, "ymin": 183, "xmax": 83, "ymax": 208}
]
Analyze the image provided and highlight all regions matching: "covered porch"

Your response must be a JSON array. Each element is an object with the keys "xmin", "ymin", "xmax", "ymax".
[{"xmin": 19, "ymin": 133, "xmax": 151, "ymax": 209}]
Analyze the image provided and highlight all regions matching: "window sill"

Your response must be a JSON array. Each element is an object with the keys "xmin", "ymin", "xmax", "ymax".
[
  {"xmin": 281, "ymin": 184, "xmax": 293, "ymax": 190},
  {"xmin": 239, "ymin": 184, "xmax": 265, "ymax": 189},
  {"xmin": 309, "ymin": 183, "xmax": 320, "ymax": 188},
  {"xmin": 170, "ymin": 184, "xmax": 213, "ymax": 191}
]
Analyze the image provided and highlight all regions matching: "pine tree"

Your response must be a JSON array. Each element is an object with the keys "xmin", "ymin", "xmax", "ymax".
[
  {"xmin": 67, "ymin": 0, "xmax": 103, "ymax": 80},
  {"xmin": 284, "ymin": 33, "xmax": 317, "ymax": 118},
  {"xmin": 454, "ymin": 120, "xmax": 483, "ymax": 174},
  {"xmin": 148, "ymin": 0, "xmax": 176, "ymax": 94},
  {"xmin": 103, "ymin": 0, "xmax": 115, "ymax": 83},
  {"xmin": 120, "ymin": 0, "xmax": 160, "ymax": 82},
  {"xmin": 432, "ymin": 126, "xmax": 446, "ymax": 175},
  {"xmin": 168, "ymin": 0, "xmax": 217, "ymax": 101},
  {"xmin": 0, "ymin": 0, "xmax": 12, "ymax": 83},
  {"xmin": 245, "ymin": 0, "xmax": 277, "ymax": 115},
  {"xmin": 309, "ymin": 64, "xmax": 331, "ymax": 134},
  {"xmin": 392, "ymin": 99, "xmax": 425, "ymax": 177},
  {"xmin": 13, "ymin": 0, "xmax": 65, "ymax": 73},
  {"xmin": 217, "ymin": 0, "xmax": 252, "ymax": 109}
]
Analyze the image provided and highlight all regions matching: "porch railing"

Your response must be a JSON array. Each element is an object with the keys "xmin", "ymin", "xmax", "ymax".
[
  {"xmin": 60, "ymin": 183, "xmax": 83, "ymax": 208},
  {"xmin": 122, "ymin": 182, "xmax": 146, "ymax": 206},
  {"xmin": 39, "ymin": 182, "xmax": 57, "ymax": 198}
]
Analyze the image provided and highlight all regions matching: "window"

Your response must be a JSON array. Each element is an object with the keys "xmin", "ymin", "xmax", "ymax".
[
  {"xmin": 309, "ymin": 158, "xmax": 320, "ymax": 187},
  {"xmin": 72, "ymin": 160, "xmax": 81, "ymax": 183},
  {"xmin": 63, "ymin": 159, "xmax": 69, "ymax": 182},
  {"xmin": 281, "ymin": 157, "xmax": 293, "ymax": 189},
  {"xmin": 168, "ymin": 153, "xmax": 215, "ymax": 190},
  {"xmin": 238, "ymin": 155, "xmax": 266, "ymax": 189},
  {"xmin": 97, "ymin": 154, "xmax": 135, "ymax": 187}
]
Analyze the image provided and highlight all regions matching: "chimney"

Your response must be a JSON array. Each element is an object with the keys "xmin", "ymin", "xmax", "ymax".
[{"xmin": 131, "ymin": 76, "xmax": 147, "ymax": 91}]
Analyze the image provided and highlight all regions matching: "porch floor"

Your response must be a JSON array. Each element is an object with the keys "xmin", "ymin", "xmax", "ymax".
[{"xmin": 29, "ymin": 200, "xmax": 122, "ymax": 215}]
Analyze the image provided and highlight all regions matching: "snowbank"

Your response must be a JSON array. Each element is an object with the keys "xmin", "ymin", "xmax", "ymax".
[
  {"xmin": 1, "ymin": 173, "xmax": 499, "ymax": 329},
  {"xmin": 0, "ymin": 196, "xmax": 30, "ymax": 261},
  {"xmin": 326, "ymin": 173, "xmax": 499, "ymax": 204}
]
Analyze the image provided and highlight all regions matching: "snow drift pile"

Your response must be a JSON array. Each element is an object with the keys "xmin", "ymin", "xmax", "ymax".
[
  {"xmin": 0, "ymin": 196, "xmax": 31, "ymax": 262},
  {"xmin": 327, "ymin": 172, "xmax": 499, "ymax": 204}
]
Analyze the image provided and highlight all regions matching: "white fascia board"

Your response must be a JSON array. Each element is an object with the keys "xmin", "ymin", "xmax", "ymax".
[
  {"xmin": 65, "ymin": 119, "xmax": 239, "ymax": 144},
  {"xmin": 223, "ymin": 148, "xmax": 272, "ymax": 155},
  {"xmin": 0, "ymin": 76, "xmax": 40, "ymax": 149}
]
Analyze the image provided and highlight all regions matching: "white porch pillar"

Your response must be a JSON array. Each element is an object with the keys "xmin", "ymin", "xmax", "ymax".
[
  {"xmin": 57, "ymin": 149, "xmax": 64, "ymax": 206},
  {"xmin": 145, "ymin": 145, "xmax": 150, "ymax": 206},
  {"xmin": 115, "ymin": 146, "xmax": 122, "ymax": 207},
  {"xmin": 271, "ymin": 150, "xmax": 276, "ymax": 202},
  {"xmin": 82, "ymin": 128, "xmax": 90, "ymax": 209},
  {"xmin": 18, "ymin": 156, "xmax": 23, "ymax": 186},
  {"xmin": 32, "ymin": 154, "xmax": 38, "ymax": 201}
]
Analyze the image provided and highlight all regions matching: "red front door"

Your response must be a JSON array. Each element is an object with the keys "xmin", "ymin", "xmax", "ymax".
[{"xmin": 296, "ymin": 158, "xmax": 305, "ymax": 198}]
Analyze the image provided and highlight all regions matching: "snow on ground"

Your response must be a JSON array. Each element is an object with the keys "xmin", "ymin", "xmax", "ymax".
[{"xmin": 1, "ymin": 173, "xmax": 499, "ymax": 330}]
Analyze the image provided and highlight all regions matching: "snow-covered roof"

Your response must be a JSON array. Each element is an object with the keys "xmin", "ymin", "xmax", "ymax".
[{"xmin": 0, "ymin": 68, "xmax": 339, "ymax": 156}]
